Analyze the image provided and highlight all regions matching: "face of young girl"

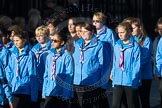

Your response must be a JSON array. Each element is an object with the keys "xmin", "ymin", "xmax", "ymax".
[
  {"xmin": 157, "ymin": 24, "xmax": 162, "ymax": 36},
  {"xmin": 117, "ymin": 26, "xmax": 130, "ymax": 41},
  {"xmin": 132, "ymin": 24, "xmax": 141, "ymax": 36},
  {"xmin": 13, "ymin": 36, "xmax": 26, "ymax": 49},
  {"xmin": 81, "ymin": 27, "xmax": 93, "ymax": 41},
  {"xmin": 36, "ymin": 33, "xmax": 48, "ymax": 44},
  {"xmin": 92, "ymin": 15, "xmax": 103, "ymax": 30},
  {"xmin": 10, "ymin": 31, "xmax": 15, "ymax": 40},
  {"xmin": 47, "ymin": 23, "xmax": 55, "ymax": 35},
  {"xmin": 68, "ymin": 19, "xmax": 76, "ymax": 34},
  {"xmin": 51, "ymin": 34, "xmax": 64, "ymax": 49},
  {"xmin": 76, "ymin": 26, "xmax": 82, "ymax": 38}
]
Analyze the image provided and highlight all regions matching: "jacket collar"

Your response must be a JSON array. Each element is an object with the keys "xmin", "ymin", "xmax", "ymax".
[
  {"xmin": 0, "ymin": 42, "xmax": 4, "ymax": 50},
  {"xmin": 96, "ymin": 25, "xmax": 107, "ymax": 37},
  {"xmin": 50, "ymin": 44, "xmax": 66, "ymax": 56},
  {"xmin": 12, "ymin": 44, "xmax": 31, "ymax": 56},
  {"xmin": 78, "ymin": 35, "xmax": 98, "ymax": 49},
  {"xmin": 117, "ymin": 36, "xmax": 134, "ymax": 48},
  {"xmin": 33, "ymin": 40, "xmax": 51, "ymax": 52}
]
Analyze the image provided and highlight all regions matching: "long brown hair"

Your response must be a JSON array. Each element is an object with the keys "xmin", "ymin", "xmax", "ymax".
[{"xmin": 131, "ymin": 18, "xmax": 147, "ymax": 46}]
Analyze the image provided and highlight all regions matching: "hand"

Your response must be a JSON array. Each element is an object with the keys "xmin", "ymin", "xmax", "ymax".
[
  {"xmin": 110, "ymin": 73, "xmax": 113, "ymax": 81},
  {"xmin": 9, "ymin": 102, "xmax": 13, "ymax": 108}
]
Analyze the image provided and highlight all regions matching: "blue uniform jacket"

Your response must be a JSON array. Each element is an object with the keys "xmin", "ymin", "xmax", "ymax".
[
  {"xmin": 0, "ymin": 60, "xmax": 12, "ymax": 105},
  {"xmin": 112, "ymin": 36, "xmax": 141, "ymax": 88},
  {"xmin": 5, "ymin": 41, "xmax": 15, "ymax": 52},
  {"xmin": 32, "ymin": 40, "xmax": 52, "ymax": 91},
  {"xmin": 42, "ymin": 46, "xmax": 74, "ymax": 99},
  {"xmin": 134, "ymin": 36, "xmax": 153, "ymax": 79},
  {"xmin": 0, "ymin": 43, "xmax": 10, "ymax": 68},
  {"xmin": 156, "ymin": 37, "xmax": 162, "ymax": 76},
  {"xmin": 95, "ymin": 25, "xmax": 115, "ymax": 89},
  {"xmin": 6, "ymin": 44, "xmax": 38, "ymax": 102},
  {"xmin": 152, "ymin": 35, "xmax": 161, "ymax": 74},
  {"xmin": 96, "ymin": 25, "xmax": 118, "ymax": 47},
  {"xmin": 73, "ymin": 36, "xmax": 108, "ymax": 89}
]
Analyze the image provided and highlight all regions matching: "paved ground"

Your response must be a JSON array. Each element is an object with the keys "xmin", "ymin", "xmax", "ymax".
[{"xmin": 150, "ymin": 80, "xmax": 161, "ymax": 108}]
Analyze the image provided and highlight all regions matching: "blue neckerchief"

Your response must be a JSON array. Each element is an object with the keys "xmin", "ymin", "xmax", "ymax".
[{"xmin": 134, "ymin": 35, "xmax": 143, "ymax": 42}]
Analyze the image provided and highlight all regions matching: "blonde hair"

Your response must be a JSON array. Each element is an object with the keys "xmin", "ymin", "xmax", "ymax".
[
  {"xmin": 93, "ymin": 12, "xmax": 107, "ymax": 24},
  {"xmin": 35, "ymin": 25, "xmax": 49, "ymax": 37}
]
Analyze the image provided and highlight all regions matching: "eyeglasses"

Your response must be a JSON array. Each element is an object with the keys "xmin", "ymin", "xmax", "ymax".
[
  {"xmin": 51, "ymin": 39, "xmax": 61, "ymax": 43},
  {"xmin": 92, "ymin": 20, "xmax": 102, "ymax": 23},
  {"xmin": 36, "ymin": 35, "xmax": 45, "ymax": 38}
]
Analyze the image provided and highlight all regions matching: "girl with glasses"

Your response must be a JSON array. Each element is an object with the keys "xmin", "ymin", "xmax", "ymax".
[
  {"xmin": 42, "ymin": 32, "xmax": 74, "ymax": 108},
  {"xmin": 72, "ymin": 23, "xmax": 110, "ymax": 108},
  {"xmin": 31, "ymin": 25, "xmax": 52, "ymax": 108},
  {"xmin": 92, "ymin": 12, "xmax": 118, "ymax": 47}
]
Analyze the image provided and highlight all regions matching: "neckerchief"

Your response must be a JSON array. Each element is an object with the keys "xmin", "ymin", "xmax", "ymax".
[
  {"xmin": 79, "ymin": 43, "xmax": 88, "ymax": 64},
  {"xmin": 36, "ymin": 49, "xmax": 48, "ymax": 65},
  {"xmin": 134, "ymin": 35, "xmax": 143, "ymax": 41},
  {"xmin": 13, "ymin": 44, "xmax": 30, "ymax": 77},
  {"xmin": 15, "ymin": 55, "xmax": 25, "ymax": 77},
  {"xmin": 96, "ymin": 25, "xmax": 106, "ymax": 38},
  {"xmin": 78, "ymin": 36, "xmax": 98, "ymax": 64},
  {"xmin": 35, "ymin": 41, "xmax": 51, "ymax": 66},
  {"xmin": 119, "ymin": 47, "xmax": 127, "ymax": 71},
  {"xmin": 51, "ymin": 54, "xmax": 61, "ymax": 80},
  {"xmin": 51, "ymin": 45, "xmax": 66, "ymax": 80},
  {"xmin": 119, "ymin": 42, "xmax": 132, "ymax": 71}
]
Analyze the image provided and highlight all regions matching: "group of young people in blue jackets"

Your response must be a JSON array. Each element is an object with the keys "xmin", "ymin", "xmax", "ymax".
[{"xmin": 0, "ymin": 12, "xmax": 162, "ymax": 108}]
